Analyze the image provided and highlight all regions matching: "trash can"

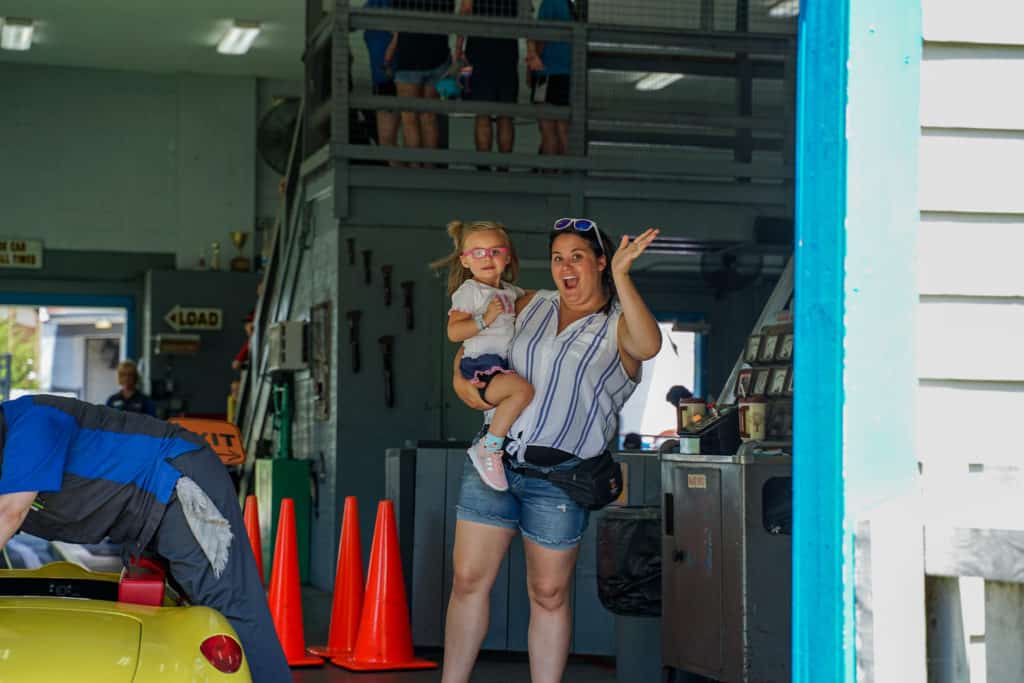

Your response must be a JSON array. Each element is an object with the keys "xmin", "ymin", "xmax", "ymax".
[{"xmin": 597, "ymin": 506, "xmax": 662, "ymax": 683}]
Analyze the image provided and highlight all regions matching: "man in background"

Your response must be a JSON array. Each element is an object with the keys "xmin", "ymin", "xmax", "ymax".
[{"xmin": 105, "ymin": 359, "xmax": 155, "ymax": 416}]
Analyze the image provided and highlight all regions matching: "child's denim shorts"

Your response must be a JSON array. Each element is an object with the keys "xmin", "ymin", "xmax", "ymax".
[{"xmin": 455, "ymin": 455, "xmax": 589, "ymax": 550}]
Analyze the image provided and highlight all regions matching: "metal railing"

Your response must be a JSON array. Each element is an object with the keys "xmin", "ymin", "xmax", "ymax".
[{"xmin": 304, "ymin": 0, "xmax": 797, "ymax": 212}]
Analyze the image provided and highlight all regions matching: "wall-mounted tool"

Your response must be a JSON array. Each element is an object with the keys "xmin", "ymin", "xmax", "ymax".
[
  {"xmin": 346, "ymin": 238, "xmax": 356, "ymax": 266},
  {"xmin": 379, "ymin": 335, "xmax": 395, "ymax": 408},
  {"xmin": 361, "ymin": 250, "xmax": 372, "ymax": 285},
  {"xmin": 381, "ymin": 265, "xmax": 393, "ymax": 307},
  {"xmin": 401, "ymin": 281, "xmax": 415, "ymax": 331},
  {"xmin": 310, "ymin": 302, "xmax": 331, "ymax": 421},
  {"xmin": 345, "ymin": 310, "xmax": 362, "ymax": 373}
]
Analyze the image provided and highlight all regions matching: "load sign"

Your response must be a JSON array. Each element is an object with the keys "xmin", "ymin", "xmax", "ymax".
[{"xmin": 164, "ymin": 305, "xmax": 223, "ymax": 332}]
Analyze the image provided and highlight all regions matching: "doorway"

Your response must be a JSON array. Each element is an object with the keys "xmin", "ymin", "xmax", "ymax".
[
  {"xmin": 0, "ymin": 304, "xmax": 128, "ymax": 402},
  {"xmin": 618, "ymin": 321, "xmax": 698, "ymax": 449}
]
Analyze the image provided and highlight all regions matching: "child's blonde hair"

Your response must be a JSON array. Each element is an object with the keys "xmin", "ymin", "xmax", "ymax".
[{"xmin": 430, "ymin": 220, "xmax": 520, "ymax": 296}]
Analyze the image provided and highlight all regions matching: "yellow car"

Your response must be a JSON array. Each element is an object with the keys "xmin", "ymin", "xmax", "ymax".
[{"xmin": 0, "ymin": 560, "xmax": 251, "ymax": 682}]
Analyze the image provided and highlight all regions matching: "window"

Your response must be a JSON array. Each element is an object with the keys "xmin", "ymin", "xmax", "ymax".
[{"xmin": 618, "ymin": 321, "xmax": 697, "ymax": 449}]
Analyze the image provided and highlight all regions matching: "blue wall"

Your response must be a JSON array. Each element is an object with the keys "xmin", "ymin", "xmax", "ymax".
[{"xmin": 793, "ymin": 0, "xmax": 921, "ymax": 680}]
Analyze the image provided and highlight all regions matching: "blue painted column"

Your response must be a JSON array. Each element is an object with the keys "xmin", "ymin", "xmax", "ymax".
[{"xmin": 792, "ymin": 0, "xmax": 920, "ymax": 680}]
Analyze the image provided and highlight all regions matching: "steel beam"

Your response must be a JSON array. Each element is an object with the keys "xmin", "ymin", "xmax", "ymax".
[
  {"xmin": 347, "ymin": 165, "xmax": 787, "ymax": 205},
  {"xmin": 348, "ymin": 94, "xmax": 570, "ymax": 120},
  {"xmin": 349, "ymin": 8, "xmax": 573, "ymax": 41},
  {"xmin": 588, "ymin": 52, "xmax": 784, "ymax": 79},
  {"xmin": 587, "ymin": 26, "xmax": 793, "ymax": 54},
  {"xmin": 334, "ymin": 143, "xmax": 791, "ymax": 179},
  {"xmin": 588, "ymin": 105, "xmax": 786, "ymax": 132},
  {"xmin": 588, "ymin": 128, "xmax": 784, "ymax": 152}
]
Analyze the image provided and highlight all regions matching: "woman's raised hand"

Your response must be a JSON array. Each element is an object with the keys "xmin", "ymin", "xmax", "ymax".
[{"xmin": 611, "ymin": 228, "xmax": 660, "ymax": 277}]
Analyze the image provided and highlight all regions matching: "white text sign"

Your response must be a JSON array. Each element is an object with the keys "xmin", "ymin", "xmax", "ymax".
[
  {"xmin": 0, "ymin": 239, "xmax": 43, "ymax": 269},
  {"xmin": 164, "ymin": 306, "xmax": 223, "ymax": 331}
]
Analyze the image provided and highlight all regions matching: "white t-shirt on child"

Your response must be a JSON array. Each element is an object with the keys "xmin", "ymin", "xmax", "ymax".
[{"xmin": 450, "ymin": 279, "xmax": 525, "ymax": 359}]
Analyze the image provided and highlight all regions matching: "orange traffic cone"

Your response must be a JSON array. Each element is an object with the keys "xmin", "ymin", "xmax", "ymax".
[
  {"xmin": 268, "ymin": 498, "xmax": 323, "ymax": 667},
  {"xmin": 242, "ymin": 495, "xmax": 264, "ymax": 583},
  {"xmin": 333, "ymin": 500, "xmax": 437, "ymax": 671},
  {"xmin": 309, "ymin": 496, "xmax": 364, "ymax": 658}
]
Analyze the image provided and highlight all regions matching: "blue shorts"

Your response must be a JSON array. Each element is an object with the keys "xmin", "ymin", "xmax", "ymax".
[
  {"xmin": 456, "ymin": 456, "xmax": 590, "ymax": 550},
  {"xmin": 459, "ymin": 353, "xmax": 511, "ymax": 385},
  {"xmin": 393, "ymin": 59, "xmax": 450, "ymax": 88}
]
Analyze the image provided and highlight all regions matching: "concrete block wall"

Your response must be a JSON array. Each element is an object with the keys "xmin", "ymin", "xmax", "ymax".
[
  {"xmin": 286, "ymin": 192, "xmax": 343, "ymax": 589},
  {"xmin": 1, "ymin": 63, "xmax": 299, "ymax": 270}
]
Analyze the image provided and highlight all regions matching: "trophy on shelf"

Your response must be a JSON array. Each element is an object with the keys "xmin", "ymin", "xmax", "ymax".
[
  {"xmin": 229, "ymin": 231, "xmax": 251, "ymax": 272},
  {"xmin": 210, "ymin": 241, "xmax": 221, "ymax": 271}
]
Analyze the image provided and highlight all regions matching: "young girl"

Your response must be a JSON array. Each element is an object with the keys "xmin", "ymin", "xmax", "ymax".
[{"xmin": 431, "ymin": 220, "xmax": 535, "ymax": 491}]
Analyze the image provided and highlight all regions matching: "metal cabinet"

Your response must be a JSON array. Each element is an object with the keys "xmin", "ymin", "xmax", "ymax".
[{"xmin": 661, "ymin": 452, "xmax": 792, "ymax": 683}]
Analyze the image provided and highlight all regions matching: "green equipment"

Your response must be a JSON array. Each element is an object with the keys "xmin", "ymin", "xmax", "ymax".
[{"xmin": 255, "ymin": 371, "xmax": 312, "ymax": 583}]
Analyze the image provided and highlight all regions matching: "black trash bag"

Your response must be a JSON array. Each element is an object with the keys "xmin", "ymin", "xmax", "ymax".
[{"xmin": 596, "ymin": 506, "xmax": 661, "ymax": 617}]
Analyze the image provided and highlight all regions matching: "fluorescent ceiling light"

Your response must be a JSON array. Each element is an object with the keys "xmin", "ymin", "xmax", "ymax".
[
  {"xmin": 634, "ymin": 73, "xmax": 684, "ymax": 91},
  {"xmin": 217, "ymin": 21, "xmax": 261, "ymax": 55},
  {"xmin": 768, "ymin": 0, "xmax": 799, "ymax": 18},
  {"xmin": 1, "ymin": 17, "xmax": 34, "ymax": 51},
  {"xmin": 94, "ymin": 319, "xmax": 112, "ymax": 330}
]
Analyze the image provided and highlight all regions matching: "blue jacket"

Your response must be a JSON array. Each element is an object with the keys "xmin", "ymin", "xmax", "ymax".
[{"xmin": 0, "ymin": 395, "xmax": 207, "ymax": 555}]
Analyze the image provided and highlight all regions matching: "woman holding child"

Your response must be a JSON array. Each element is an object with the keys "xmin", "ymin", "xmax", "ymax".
[{"xmin": 436, "ymin": 217, "xmax": 661, "ymax": 683}]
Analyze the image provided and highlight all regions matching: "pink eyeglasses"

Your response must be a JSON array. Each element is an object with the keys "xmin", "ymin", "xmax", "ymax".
[{"xmin": 462, "ymin": 246, "xmax": 510, "ymax": 260}]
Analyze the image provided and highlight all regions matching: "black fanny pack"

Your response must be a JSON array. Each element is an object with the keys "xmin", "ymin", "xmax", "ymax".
[{"xmin": 513, "ymin": 447, "xmax": 623, "ymax": 511}]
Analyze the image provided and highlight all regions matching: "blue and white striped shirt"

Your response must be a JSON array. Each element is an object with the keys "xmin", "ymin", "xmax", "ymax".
[{"xmin": 505, "ymin": 290, "xmax": 639, "ymax": 461}]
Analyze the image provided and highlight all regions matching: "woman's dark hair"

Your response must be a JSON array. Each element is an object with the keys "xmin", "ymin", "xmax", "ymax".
[{"xmin": 549, "ymin": 226, "xmax": 618, "ymax": 314}]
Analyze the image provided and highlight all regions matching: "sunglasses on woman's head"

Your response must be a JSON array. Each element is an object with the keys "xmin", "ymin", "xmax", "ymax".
[
  {"xmin": 462, "ymin": 246, "xmax": 509, "ymax": 260},
  {"xmin": 553, "ymin": 217, "xmax": 605, "ymax": 256}
]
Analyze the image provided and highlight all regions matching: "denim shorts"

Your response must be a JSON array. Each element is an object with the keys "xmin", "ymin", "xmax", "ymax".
[
  {"xmin": 393, "ymin": 59, "xmax": 450, "ymax": 87},
  {"xmin": 456, "ymin": 456, "xmax": 590, "ymax": 550}
]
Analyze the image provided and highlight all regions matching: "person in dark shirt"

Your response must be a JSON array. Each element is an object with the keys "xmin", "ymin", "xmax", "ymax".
[
  {"xmin": 455, "ymin": 0, "xmax": 520, "ymax": 164},
  {"xmin": 364, "ymin": 0, "xmax": 401, "ymax": 157},
  {"xmin": 0, "ymin": 395, "xmax": 289, "ymax": 682},
  {"xmin": 385, "ymin": 0, "xmax": 453, "ymax": 162},
  {"xmin": 527, "ymin": 0, "xmax": 574, "ymax": 156},
  {"xmin": 105, "ymin": 359, "xmax": 156, "ymax": 416}
]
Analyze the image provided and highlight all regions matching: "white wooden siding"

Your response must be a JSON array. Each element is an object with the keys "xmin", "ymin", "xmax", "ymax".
[
  {"xmin": 918, "ymin": 2, "xmax": 1024, "ymax": 476},
  {"xmin": 918, "ymin": 214, "xmax": 1024, "ymax": 297},
  {"xmin": 915, "ymin": 6, "xmax": 1023, "ymax": 675},
  {"xmin": 917, "ymin": 380, "xmax": 1024, "ymax": 469},
  {"xmin": 919, "ymin": 131, "xmax": 1024, "ymax": 214},
  {"xmin": 921, "ymin": 45, "xmax": 1024, "ymax": 130},
  {"xmin": 917, "ymin": 299, "xmax": 1024, "ymax": 383},
  {"xmin": 923, "ymin": 0, "xmax": 1024, "ymax": 47}
]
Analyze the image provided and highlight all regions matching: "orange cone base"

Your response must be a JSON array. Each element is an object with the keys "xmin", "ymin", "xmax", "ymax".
[
  {"xmin": 306, "ymin": 645, "xmax": 349, "ymax": 658},
  {"xmin": 330, "ymin": 655, "xmax": 438, "ymax": 672},
  {"xmin": 286, "ymin": 653, "xmax": 325, "ymax": 667}
]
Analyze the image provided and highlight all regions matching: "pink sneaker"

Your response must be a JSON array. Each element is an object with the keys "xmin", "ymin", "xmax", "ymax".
[{"xmin": 468, "ymin": 441, "xmax": 509, "ymax": 492}]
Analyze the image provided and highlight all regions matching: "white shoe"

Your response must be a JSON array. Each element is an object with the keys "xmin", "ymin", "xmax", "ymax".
[{"xmin": 468, "ymin": 441, "xmax": 509, "ymax": 492}]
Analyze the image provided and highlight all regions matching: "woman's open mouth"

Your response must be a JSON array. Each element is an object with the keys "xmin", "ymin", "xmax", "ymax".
[{"xmin": 562, "ymin": 276, "xmax": 579, "ymax": 290}]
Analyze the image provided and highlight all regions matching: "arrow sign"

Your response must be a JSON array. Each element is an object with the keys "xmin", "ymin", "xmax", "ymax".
[{"xmin": 164, "ymin": 305, "xmax": 223, "ymax": 332}]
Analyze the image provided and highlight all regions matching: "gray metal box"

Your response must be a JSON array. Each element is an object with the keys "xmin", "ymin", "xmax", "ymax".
[{"xmin": 661, "ymin": 452, "xmax": 792, "ymax": 682}]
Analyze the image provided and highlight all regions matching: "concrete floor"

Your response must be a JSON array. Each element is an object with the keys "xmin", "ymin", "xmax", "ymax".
[
  {"xmin": 290, "ymin": 654, "xmax": 619, "ymax": 683},
  {"xmin": 292, "ymin": 587, "xmax": 619, "ymax": 683}
]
